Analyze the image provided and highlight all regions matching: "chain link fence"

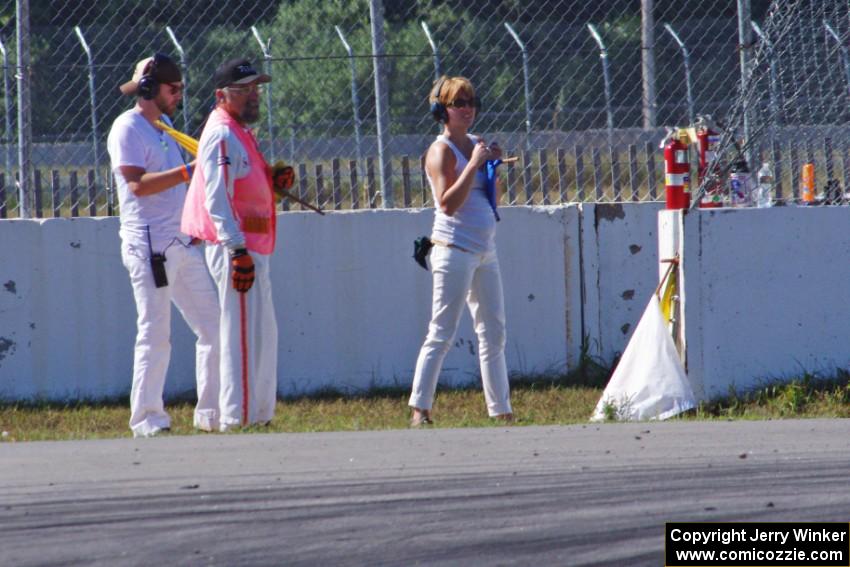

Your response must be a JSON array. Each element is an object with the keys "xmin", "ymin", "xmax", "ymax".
[{"xmin": 5, "ymin": 0, "xmax": 838, "ymax": 218}]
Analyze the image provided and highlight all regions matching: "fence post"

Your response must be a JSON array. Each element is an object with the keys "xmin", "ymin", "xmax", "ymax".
[
  {"xmin": 662, "ymin": 23, "xmax": 694, "ymax": 126},
  {"xmin": 366, "ymin": 157, "xmax": 377, "ymax": 209},
  {"xmin": 74, "ymin": 26, "xmax": 101, "ymax": 202},
  {"xmin": 369, "ymin": 0, "xmax": 393, "ymax": 208},
  {"xmin": 504, "ymin": 23, "xmax": 532, "ymax": 151},
  {"xmin": 628, "ymin": 144, "xmax": 639, "ymax": 202},
  {"xmin": 402, "ymin": 156, "xmax": 411, "ymax": 208},
  {"xmin": 251, "ymin": 26, "xmax": 275, "ymax": 162},
  {"xmin": 166, "ymin": 26, "xmax": 191, "ymax": 134},
  {"xmin": 592, "ymin": 147, "xmax": 604, "ymax": 200},
  {"xmin": 557, "ymin": 148, "xmax": 568, "ymax": 203},
  {"xmin": 506, "ymin": 152, "xmax": 517, "ymax": 204},
  {"xmin": 751, "ymin": 20, "xmax": 781, "ymax": 130},
  {"xmin": 332, "ymin": 158, "xmax": 342, "ymax": 210},
  {"xmin": 538, "ymin": 149, "xmax": 549, "ymax": 205},
  {"xmin": 644, "ymin": 141, "xmax": 657, "ymax": 200},
  {"xmin": 334, "ymin": 26, "xmax": 363, "ymax": 173},
  {"xmin": 51, "ymin": 170, "xmax": 60, "ymax": 217},
  {"xmin": 419, "ymin": 154, "xmax": 428, "ymax": 206},
  {"xmin": 610, "ymin": 145, "xmax": 622, "ymax": 201},
  {"xmin": 770, "ymin": 140, "xmax": 783, "ymax": 202},
  {"xmin": 574, "ymin": 145, "xmax": 585, "ymax": 202},
  {"xmin": 33, "ymin": 168, "xmax": 42, "ymax": 217},
  {"xmin": 87, "ymin": 169, "xmax": 96, "ymax": 216},
  {"xmin": 823, "ymin": 21, "xmax": 850, "ymax": 102},
  {"xmin": 16, "ymin": 0, "xmax": 33, "ymax": 218},
  {"xmin": 70, "ymin": 171, "xmax": 79, "ymax": 217},
  {"xmin": 522, "ymin": 150, "xmax": 533, "ymax": 204},
  {"xmin": 0, "ymin": 38, "xmax": 11, "ymax": 182},
  {"xmin": 349, "ymin": 159, "xmax": 359, "ymax": 209},
  {"xmin": 587, "ymin": 24, "xmax": 613, "ymax": 146},
  {"xmin": 315, "ymin": 163, "xmax": 324, "ymax": 210},
  {"xmin": 420, "ymin": 21, "xmax": 441, "ymax": 80},
  {"xmin": 296, "ymin": 163, "xmax": 308, "ymax": 211},
  {"xmin": 641, "ymin": 0, "xmax": 657, "ymax": 129},
  {"xmin": 737, "ymin": 0, "xmax": 754, "ymax": 167}
]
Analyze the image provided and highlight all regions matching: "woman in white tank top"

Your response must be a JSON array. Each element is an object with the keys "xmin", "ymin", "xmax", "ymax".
[{"xmin": 408, "ymin": 75, "xmax": 514, "ymax": 426}]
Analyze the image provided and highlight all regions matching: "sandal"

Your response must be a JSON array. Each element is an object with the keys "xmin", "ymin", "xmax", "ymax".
[{"xmin": 410, "ymin": 414, "xmax": 434, "ymax": 428}]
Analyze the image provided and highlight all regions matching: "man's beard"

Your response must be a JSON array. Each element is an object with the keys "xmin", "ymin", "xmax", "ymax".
[
  {"xmin": 240, "ymin": 102, "xmax": 260, "ymax": 124},
  {"xmin": 155, "ymin": 97, "xmax": 177, "ymax": 117}
]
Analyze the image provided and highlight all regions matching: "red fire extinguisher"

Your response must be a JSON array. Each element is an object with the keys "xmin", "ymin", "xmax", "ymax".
[
  {"xmin": 695, "ymin": 116, "xmax": 722, "ymax": 208},
  {"xmin": 663, "ymin": 128, "xmax": 690, "ymax": 210}
]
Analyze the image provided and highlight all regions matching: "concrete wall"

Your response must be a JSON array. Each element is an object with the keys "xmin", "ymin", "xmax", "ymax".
[
  {"xmin": 660, "ymin": 207, "xmax": 850, "ymax": 400},
  {"xmin": 2, "ymin": 204, "xmax": 669, "ymax": 402},
  {"xmin": 581, "ymin": 203, "xmax": 665, "ymax": 364}
]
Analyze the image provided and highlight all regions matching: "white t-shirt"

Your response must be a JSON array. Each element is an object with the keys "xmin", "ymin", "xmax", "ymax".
[
  {"xmin": 429, "ymin": 134, "xmax": 496, "ymax": 254},
  {"xmin": 107, "ymin": 109, "xmax": 190, "ymax": 251}
]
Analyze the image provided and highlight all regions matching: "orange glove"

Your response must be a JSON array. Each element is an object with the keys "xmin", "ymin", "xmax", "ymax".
[
  {"xmin": 271, "ymin": 161, "xmax": 295, "ymax": 195},
  {"xmin": 230, "ymin": 248, "xmax": 255, "ymax": 293}
]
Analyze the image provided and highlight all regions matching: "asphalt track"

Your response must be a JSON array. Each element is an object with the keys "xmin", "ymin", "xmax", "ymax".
[{"xmin": 2, "ymin": 419, "xmax": 849, "ymax": 566}]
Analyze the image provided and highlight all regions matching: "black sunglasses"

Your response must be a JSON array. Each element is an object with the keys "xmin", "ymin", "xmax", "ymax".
[{"xmin": 447, "ymin": 97, "xmax": 481, "ymax": 109}]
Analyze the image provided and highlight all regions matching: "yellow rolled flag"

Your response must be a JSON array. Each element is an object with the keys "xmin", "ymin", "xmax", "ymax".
[
  {"xmin": 659, "ymin": 267, "xmax": 677, "ymax": 325},
  {"xmin": 154, "ymin": 120, "xmax": 198, "ymax": 156}
]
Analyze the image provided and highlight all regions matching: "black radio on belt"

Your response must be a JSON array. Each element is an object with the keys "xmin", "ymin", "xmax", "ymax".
[
  {"xmin": 150, "ymin": 252, "xmax": 168, "ymax": 288},
  {"xmin": 146, "ymin": 226, "xmax": 169, "ymax": 288}
]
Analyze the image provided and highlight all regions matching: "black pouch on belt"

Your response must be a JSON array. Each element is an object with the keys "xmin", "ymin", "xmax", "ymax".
[
  {"xmin": 150, "ymin": 252, "xmax": 168, "ymax": 288},
  {"xmin": 413, "ymin": 236, "xmax": 433, "ymax": 271},
  {"xmin": 146, "ymin": 225, "xmax": 168, "ymax": 288}
]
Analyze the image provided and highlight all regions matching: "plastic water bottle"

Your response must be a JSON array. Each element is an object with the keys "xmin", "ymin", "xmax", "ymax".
[
  {"xmin": 729, "ymin": 159, "xmax": 752, "ymax": 207},
  {"xmin": 756, "ymin": 162, "xmax": 773, "ymax": 208}
]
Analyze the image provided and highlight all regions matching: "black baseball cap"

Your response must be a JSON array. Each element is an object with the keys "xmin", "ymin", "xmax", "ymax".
[
  {"xmin": 119, "ymin": 54, "xmax": 182, "ymax": 96},
  {"xmin": 213, "ymin": 58, "xmax": 271, "ymax": 89}
]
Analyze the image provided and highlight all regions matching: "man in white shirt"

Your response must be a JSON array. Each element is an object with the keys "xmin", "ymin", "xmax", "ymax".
[{"xmin": 107, "ymin": 53, "xmax": 221, "ymax": 438}]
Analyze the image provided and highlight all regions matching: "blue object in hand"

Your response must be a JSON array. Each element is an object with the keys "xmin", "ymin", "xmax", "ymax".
[{"xmin": 484, "ymin": 159, "xmax": 502, "ymax": 222}]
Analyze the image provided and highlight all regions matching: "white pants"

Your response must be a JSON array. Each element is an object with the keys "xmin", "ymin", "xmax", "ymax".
[
  {"xmin": 121, "ymin": 241, "xmax": 221, "ymax": 437},
  {"xmin": 206, "ymin": 245, "xmax": 278, "ymax": 428},
  {"xmin": 409, "ymin": 245, "xmax": 512, "ymax": 416}
]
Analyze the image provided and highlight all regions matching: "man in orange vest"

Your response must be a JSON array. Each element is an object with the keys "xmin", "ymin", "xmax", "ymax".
[{"xmin": 181, "ymin": 58, "xmax": 279, "ymax": 431}]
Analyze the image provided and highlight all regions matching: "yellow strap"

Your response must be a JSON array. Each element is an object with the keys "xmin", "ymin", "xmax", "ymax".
[{"xmin": 154, "ymin": 120, "xmax": 199, "ymax": 157}]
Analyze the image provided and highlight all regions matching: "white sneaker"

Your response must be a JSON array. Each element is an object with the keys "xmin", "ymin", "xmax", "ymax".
[
  {"xmin": 219, "ymin": 422, "xmax": 240, "ymax": 433},
  {"xmin": 132, "ymin": 426, "xmax": 169, "ymax": 438}
]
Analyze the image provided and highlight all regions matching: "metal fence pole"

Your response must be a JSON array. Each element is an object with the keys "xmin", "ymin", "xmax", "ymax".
[
  {"xmin": 251, "ymin": 26, "xmax": 275, "ymax": 162},
  {"xmin": 823, "ymin": 21, "xmax": 850, "ymax": 101},
  {"xmin": 751, "ymin": 20, "xmax": 781, "ymax": 126},
  {"xmin": 16, "ymin": 0, "xmax": 32, "ymax": 218},
  {"xmin": 335, "ymin": 26, "xmax": 363, "ymax": 171},
  {"xmin": 369, "ymin": 0, "xmax": 393, "ymax": 208},
  {"xmin": 504, "ymin": 23, "xmax": 532, "ymax": 150},
  {"xmin": 587, "ymin": 24, "xmax": 613, "ymax": 145},
  {"xmin": 641, "ymin": 0, "xmax": 656, "ymax": 129},
  {"xmin": 662, "ymin": 23, "xmax": 694, "ymax": 126},
  {"xmin": 0, "ymin": 38, "xmax": 11, "ymax": 180},
  {"xmin": 736, "ymin": 0, "xmax": 753, "ymax": 165},
  {"xmin": 420, "ymin": 21, "xmax": 441, "ymax": 81},
  {"xmin": 165, "ymin": 26, "xmax": 190, "ymax": 133},
  {"xmin": 73, "ymin": 26, "xmax": 101, "ymax": 197}
]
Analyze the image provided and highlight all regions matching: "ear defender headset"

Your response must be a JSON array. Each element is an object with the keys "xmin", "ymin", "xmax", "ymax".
[
  {"xmin": 429, "ymin": 76, "xmax": 481, "ymax": 123},
  {"xmin": 137, "ymin": 53, "xmax": 168, "ymax": 101},
  {"xmin": 429, "ymin": 76, "xmax": 448, "ymax": 123}
]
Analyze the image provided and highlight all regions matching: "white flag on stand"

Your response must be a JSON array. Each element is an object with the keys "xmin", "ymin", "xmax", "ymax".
[{"xmin": 591, "ymin": 294, "xmax": 696, "ymax": 422}]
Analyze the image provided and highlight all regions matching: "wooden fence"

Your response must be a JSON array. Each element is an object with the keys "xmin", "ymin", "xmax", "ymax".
[{"xmin": 2, "ymin": 137, "xmax": 849, "ymax": 218}]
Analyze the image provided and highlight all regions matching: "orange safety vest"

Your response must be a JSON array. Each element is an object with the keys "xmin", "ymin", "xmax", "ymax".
[{"xmin": 181, "ymin": 107, "xmax": 276, "ymax": 254}]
